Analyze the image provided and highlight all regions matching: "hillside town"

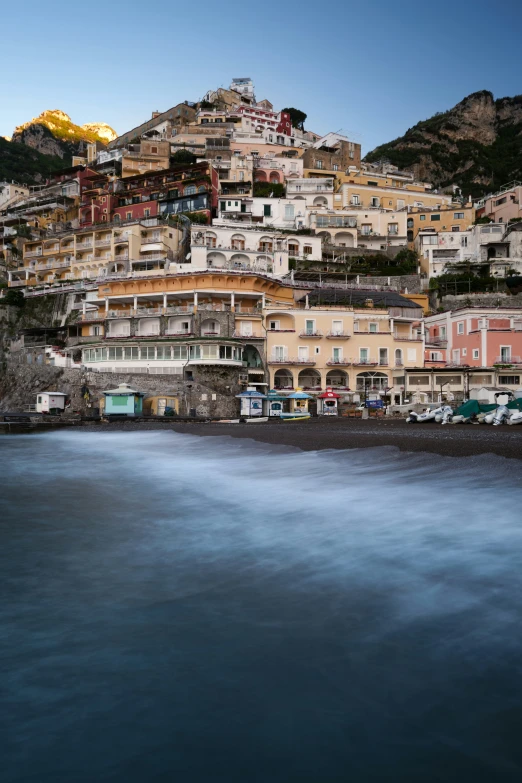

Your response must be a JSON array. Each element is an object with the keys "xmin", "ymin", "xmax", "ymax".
[{"xmin": 2, "ymin": 77, "xmax": 522, "ymax": 419}]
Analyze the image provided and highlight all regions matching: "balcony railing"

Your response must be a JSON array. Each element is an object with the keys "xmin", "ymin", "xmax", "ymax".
[
  {"xmin": 326, "ymin": 359, "xmax": 351, "ymax": 366},
  {"xmin": 268, "ymin": 356, "xmax": 316, "ymax": 365},
  {"xmin": 326, "ymin": 331, "xmax": 351, "ymax": 339},
  {"xmin": 95, "ymin": 239, "xmax": 111, "ymax": 247},
  {"xmin": 494, "ymin": 356, "xmax": 522, "ymax": 364},
  {"xmin": 353, "ymin": 358, "xmax": 378, "ymax": 366},
  {"xmin": 25, "ymin": 249, "xmax": 43, "ymax": 257},
  {"xmin": 393, "ymin": 332, "xmax": 422, "ymax": 341},
  {"xmin": 232, "ymin": 331, "xmax": 264, "ymax": 339},
  {"xmin": 136, "ymin": 307, "xmax": 163, "ymax": 316},
  {"xmin": 299, "ymin": 330, "xmax": 323, "ymax": 338},
  {"xmin": 164, "ymin": 305, "xmax": 193, "ymax": 314},
  {"xmin": 76, "ymin": 241, "xmax": 93, "ymax": 248}
]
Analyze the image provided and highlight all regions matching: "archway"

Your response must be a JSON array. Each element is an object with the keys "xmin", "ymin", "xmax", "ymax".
[
  {"xmin": 274, "ymin": 369, "xmax": 294, "ymax": 390},
  {"xmin": 313, "ymin": 196, "xmax": 328, "ymax": 207},
  {"xmin": 230, "ymin": 233, "xmax": 246, "ymax": 250},
  {"xmin": 298, "ymin": 368, "xmax": 321, "ymax": 390},
  {"xmin": 207, "ymin": 251, "xmax": 227, "ymax": 268},
  {"xmin": 255, "ymin": 170, "xmax": 267, "ymax": 182},
  {"xmin": 230, "ymin": 253, "xmax": 250, "ymax": 269},
  {"xmin": 269, "ymin": 172, "xmax": 280, "ymax": 184},
  {"xmin": 242, "ymin": 344, "xmax": 263, "ymax": 369},
  {"xmin": 356, "ymin": 371, "xmax": 388, "ymax": 393},
  {"xmin": 200, "ymin": 318, "xmax": 220, "ymax": 336},
  {"xmin": 326, "ymin": 369, "xmax": 349, "ymax": 389},
  {"xmin": 334, "ymin": 231, "xmax": 355, "ymax": 247}
]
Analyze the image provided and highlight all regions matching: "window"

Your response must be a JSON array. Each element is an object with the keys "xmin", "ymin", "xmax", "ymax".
[
  {"xmin": 473, "ymin": 349, "xmax": 480, "ymax": 359},
  {"xmin": 305, "ymin": 319, "xmax": 315, "ymax": 334},
  {"xmin": 303, "ymin": 245, "xmax": 312, "ymax": 255},
  {"xmin": 420, "ymin": 215, "xmax": 426, "ymax": 221},
  {"xmin": 332, "ymin": 347, "xmax": 342, "ymax": 361},
  {"xmin": 151, "ymin": 146, "xmax": 158, "ymax": 154},
  {"xmin": 454, "ymin": 212, "xmax": 464, "ymax": 219},
  {"xmin": 126, "ymin": 212, "xmax": 132, "ymax": 220},
  {"xmin": 274, "ymin": 345, "xmax": 286, "ymax": 361},
  {"xmin": 430, "ymin": 214, "xmax": 441, "ymax": 221},
  {"xmin": 264, "ymin": 204, "xmax": 272, "ymax": 217},
  {"xmin": 379, "ymin": 348, "xmax": 388, "ymax": 366},
  {"xmin": 332, "ymin": 320, "xmax": 343, "ymax": 335},
  {"xmin": 369, "ymin": 323, "xmax": 378, "ymax": 333},
  {"xmin": 430, "ymin": 351, "xmax": 442, "ymax": 361},
  {"xmin": 315, "ymin": 160, "xmax": 323, "ymax": 169},
  {"xmin": 440, "ymin": 326, "xmax": 446, "ymax": 338},
  {"xmin": 462, "ymin": 348, "xmax": 467, "ymax": 357},
  {"xmin": 397, "ymin": 199, "xmax": 405, "ymax": 209},
  {"xmin": 351, "ymin": 195, "xmax": 360, "ymax": 205},
  {"xmin": 367, "ymin": 181, "xmax": 378, "ymax": 187},
  {"xmin": 298, "ymin": 346, "xmax": 309, "ymax": 360},
  {"xmin": 333, "ymin": 164, "xmax": 339, "ymax": 171},
  {"xmin": 144, "ymin": 208, "xmax": 151, "ymax": 218},
  {"xmin": 499, "ymin": 375, "xmax": 520, "ymax": 384},
  {"xmin": 388, "ymin": 223, "xmax": 398, "ymax": 235},
  {"xmin": 461, "ymin": 236, "xmax": 468, "ymax": 247},
  {"xmin": 451, "ymin": 226, "xmax": 460, "ymax": 232},
  {"xmin": 457, "ymin": 322, "xmax": 464, "ymax": 334},
  {"xmin": 500, "ymin": 346, "xmax": 512, "ymax": 361},
  {"xmin": 269, "ymin": 320, "xmax": 280, "ymax": 331},
  {"xmin": 360, "ymin": 348, "xmax": 369, "ymax": 362},
  {"xmin": 370, "ymin": 197, "xmax": 380, "ymax": 207},
  {"xmin": 185, "ymin": 185, "xmax": 196, "ymax": 196},
  {"xmin": 285, "ymin": 204, "xmax": 295, "ymax": 219}
]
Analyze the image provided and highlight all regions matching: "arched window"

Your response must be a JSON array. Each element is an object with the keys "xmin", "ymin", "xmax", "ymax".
[
  {"xmin": 113, "ymin": 214, "xmax": 121, "ymax": 222},
  {"xmin": 185, "ymin": 185, "xmax": 197, "ymax": 196},
  {"xmin": 198, "ymin": 185, "xmax": 206, "ymax": 193}
]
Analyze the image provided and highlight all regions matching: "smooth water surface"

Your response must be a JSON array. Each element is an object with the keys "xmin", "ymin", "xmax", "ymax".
[{"xmin": 2, "ymin": 431, "xmax": 522, "ymax": 782}]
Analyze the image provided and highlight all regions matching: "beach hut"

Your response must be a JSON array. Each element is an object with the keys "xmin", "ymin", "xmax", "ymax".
[
  {"xmin": 318, "ymin": 387, "xmax": 341, "ymax": 416},
  {"xmin": 102, "ymin": 383, "xmax": 144, "ymax": 417},
  {"xmin": 287, "ymin": 389, "xmax": 312, "ymax": 414},
  {"xmin": 143, "ymin": 395, "xmax": 179, "ymax": 416},
  {"xmin": 266, "ymin": 389, "xmax": 287, "ymax": 417},
  {"xmin": 35, "ymin": 392, "xmax": 67, "ymax": 414},
  {"xmin": 236, "ymin": 388, "xmax": 267, "ymax": 417}
]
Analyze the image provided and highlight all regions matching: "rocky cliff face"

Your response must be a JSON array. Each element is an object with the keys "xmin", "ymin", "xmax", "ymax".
[
  {"xmin": 12, "ymin": 110, "xmax": 117, "ymax": 160},
  {"xmin": 364, "ymin": 91, "xmax": 522, "ymax": 197}
]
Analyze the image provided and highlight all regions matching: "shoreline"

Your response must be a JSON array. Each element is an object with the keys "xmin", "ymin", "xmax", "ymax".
[{"xmin": 74, "ymin": 417, "xmax": 522, "ymax": 461}]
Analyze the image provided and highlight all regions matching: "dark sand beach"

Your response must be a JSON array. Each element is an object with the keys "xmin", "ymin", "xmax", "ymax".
[{"xmin": 82, "ymin": 417, "xmax": 522, "ymax": 461}]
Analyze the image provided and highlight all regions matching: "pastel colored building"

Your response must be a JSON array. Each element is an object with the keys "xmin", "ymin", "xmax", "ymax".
[
  {"xmin": 424, "ymin": 307, "xmax": 522, "ymax": 371},
  {"xmin": 475, "ymin": 181, "xmax": 522, "ymax": 224},
  {"xmin": 407, "ymin": 203, "xmax": 475, "ymax": 245}
]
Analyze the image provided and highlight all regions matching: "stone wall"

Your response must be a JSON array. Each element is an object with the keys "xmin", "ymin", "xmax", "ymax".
[
  {"xmin": 354, "ymin": 274, "xmax": 424, "ymax": 293},
  {"xmin": 440, "ymin": 292, "xmax": 522, "ymax": 310},
  {"xmin": 0, "ymin": 354, "xmax": 244, "ymax": 417}
]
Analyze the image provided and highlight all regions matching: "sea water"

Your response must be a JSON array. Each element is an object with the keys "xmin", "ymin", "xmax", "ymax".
[{"xmin": 1, "ymin": 431, "xmax": 522, "ymax": 782}]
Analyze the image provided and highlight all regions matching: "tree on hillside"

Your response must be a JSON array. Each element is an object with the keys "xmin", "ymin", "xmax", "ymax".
[
  {"xmin": 282, "ymin": 108, "xmax": 307, "ymax": 131},
  {"xmin": 171, "ymin": 149, "xmax": 197, "ymax": 166}
]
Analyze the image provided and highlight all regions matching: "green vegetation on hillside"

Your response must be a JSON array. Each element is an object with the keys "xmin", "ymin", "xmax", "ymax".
[
  {"xmin": 364, "ymin": 91, "xmax": 522, "ymax": 198},
  {"xmin": 0, "ymin": 136, "xmax": 64, "ymax": 185}
]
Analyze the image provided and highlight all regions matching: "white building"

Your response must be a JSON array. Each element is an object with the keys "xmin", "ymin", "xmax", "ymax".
[
  {"xmin": 0, "ymin": 182, "xmax": 30, "ymax": 210},
  {"xmin": 216, "ymin": 196, "xmax": 310, "ymax": 230},
  {"xmin": 286, "ymin": 178, "xmax": 334, "ymax": 210},
  {"xmin": 190, "ymin": 224, "xmax": 322, "ymax": 275}
]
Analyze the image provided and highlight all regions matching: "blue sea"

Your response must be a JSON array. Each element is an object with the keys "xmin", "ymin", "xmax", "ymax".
[{"xmin": 2, "ymin": 431, "xmax": 522, "ymax": 782}]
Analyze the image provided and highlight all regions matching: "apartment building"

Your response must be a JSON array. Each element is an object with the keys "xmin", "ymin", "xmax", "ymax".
[
  {"xmin": 0, "ymin": 182, "xmax": 30, "ymax": 210},
  {"xmin": 407, "ymin": 203, "xmax": 475, "ymax": 244},
  {"xmin": 302, "ymin": 133, "xmax": 361, "ymax": 180},
  {"xmin": 190, "ymin": 224, "xmax": 322, "ymax": 275},
  {"xmin": 310, "ymin": 209, "xmax": 407, "ymax": 250},
  {"xmin": 107, "ymin": 104, "xmax": 198, "ymax": 150},
  {"xmin": 475, "ymin": 181, "xmax": 522, "ymax": 224},
  {"xmin": 266, "ymin": 289, "xmax": 423, "ymax": 404},
  {"xmin": 9, "ymin": 217, "xmax": 182, "ymax": 287}
]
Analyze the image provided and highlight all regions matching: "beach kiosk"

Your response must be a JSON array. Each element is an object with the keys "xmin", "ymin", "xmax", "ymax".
[
  {"xmin": 267, "ymin": 389, "xmax": 287, "ymax": 417},
  {"xmin": 287, "ymin": 389, "xmax": 312, "ymax": 414},
  {"xmin": 102, "ymin": 383, "xmax": 144, "ymax": 417},
  {"xmin": 35, "ymin": 392, "xmax": 66, "ymax": 414},
  {"xmin": 236, "ymin": 387, "xmax": 267, "ymax": 417},
  {"xmin": 318, "ymin": 387, "xmax": 340, "ymax": 416}
]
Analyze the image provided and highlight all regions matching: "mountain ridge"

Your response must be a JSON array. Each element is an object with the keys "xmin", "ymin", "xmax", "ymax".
[
  {"xmin": 364, "ymin": 90, "xmax": 522, "ymax": 198},
  {"xmin": 11, "ymin": 109, "xmax": 117, "ymax": 161}
]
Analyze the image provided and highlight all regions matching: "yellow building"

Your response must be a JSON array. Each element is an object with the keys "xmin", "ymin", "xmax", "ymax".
[
  {"xmin": 264, "ymin": 289, "xmax": 424, "ymax": 405},
  {"xmin": 406, "ymin": 203, "xmax": 475, "ymax": 245},
  {"xmin": 10, "ymin": 218, "xmax": 181, "ymax": 288}
]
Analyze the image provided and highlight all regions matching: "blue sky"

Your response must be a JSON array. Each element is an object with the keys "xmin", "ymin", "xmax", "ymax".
[{"xmin": 1, "ymin": 0, "xmax": 521, "ymax": 154}]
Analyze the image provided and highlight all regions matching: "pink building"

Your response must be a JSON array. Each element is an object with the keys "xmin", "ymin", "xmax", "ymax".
[
  {"xmin": 234, "ymin": 105, "xmax": 292, "ymax": 137},
  {"xmin": 476, "ymin": 182, "xmax": 522, "ymax": 224},
  {"xmin": 424, "ymin": 307, "xmax": 522, "ymax": 368}
]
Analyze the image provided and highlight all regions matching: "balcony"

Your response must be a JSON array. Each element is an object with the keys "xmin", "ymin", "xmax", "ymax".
[
  {"xmin": 232, "ymin": 331, "xmax": 264, "ymax": 339},
  {"xmin": 136, "ymin": 307, "xmax": 163, "ymax": 316},
  {"xmin": 354, "ymin": 330, "xmax": 391, "ymax": 335},
  {"xmin": 326, "ymin": 331, "xmax": 351, "ymax": 339},
  {"xmin": 494, "ymin": 356, "xmax": 522, "ymax": 364},
  {"xmin": 114, "ymin": 252, "xmax": 129, "ymax": 261},
  {"xmin": 25, "ymin": 248, "xmax": 42, "ymax": 258},
  {"xmin": 268, "ymin": 356, "xmax": 316, "ymax": 365},
  {"xmin": 164, "ymin": 305, "xmax": 193, "ymax": 314},
  {"xmin": 165, "ymin": 330, "xmax": 194, "ymax": 336},
  {"xmin": 299, "ymin": 330, "xmax": 323, "ymax": 338},
  {"xmin": 326, "ymin": 358, "xmax": 351, "ymax": 366},
  {"xmin": 76, "ymin": 241, "xmax": 93, "ymax": 249},
  {"xmin": 393, "ymin": 332, "xmax": 422, "ymax": 341},
  {"xmin": 95, "ymin": 239, "xmax": 111, "ymax": 248},
  {"xmin": 353, "ymin": 358, "xmax": 378, "ymax": 366}
]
